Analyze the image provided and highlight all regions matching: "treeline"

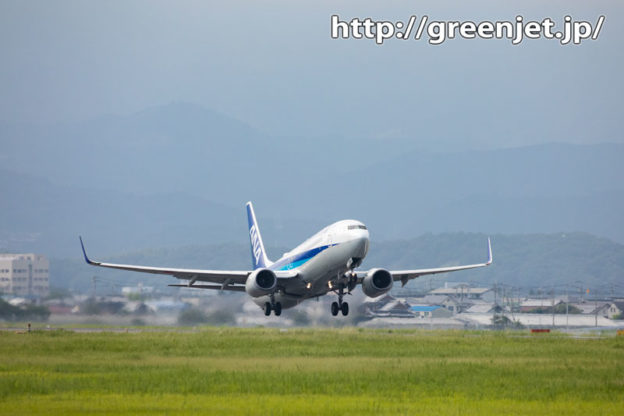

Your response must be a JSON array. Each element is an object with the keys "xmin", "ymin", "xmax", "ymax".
[{"xmin": 0, "ymin": 299, "xmax": 50, "ymax": 321}]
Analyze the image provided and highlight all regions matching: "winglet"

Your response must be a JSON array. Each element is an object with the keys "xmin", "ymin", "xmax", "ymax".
[
  {"xmin": 79, "ymin": 236, "xmax": 97, "ymax": 265},
  {"xmin": 486, "ymin": 237, "xmax": 493, "ymax": 265}
]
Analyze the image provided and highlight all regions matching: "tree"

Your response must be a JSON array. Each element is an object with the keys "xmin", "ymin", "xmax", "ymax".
[
  {"xmin": 0, "ymin": 299, "xmax": 50, "ymax": 321},
  {"xmin": 553, "ymin": 303, "xmax": 582, "ymax": 314},
  {"xmin": 491, "ymin": 314, "xmax": 524, "ymax": 329},
  {"xmin": 177, "ymin": 308, "xmax": 209, "ymax": 325},
  {"xmin": 81, "ymin": 299, "xmax": 101, "ymax": 315}
]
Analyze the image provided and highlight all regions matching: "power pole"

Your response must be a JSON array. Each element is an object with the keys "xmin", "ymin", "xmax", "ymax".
[
  {"xmin": 566, "ymin": 284, "xmax": 569, "ymax": 331},
  {"xmin": 494, "ymin": 282, "xmax": 498, "ymax": 308},
  {"xmin": 510, "ymin": 286, "xmax": 516, "ymax": 322},
  {"xmin": 538, "ymin": 288, "xmax": 543, "ymax": 326},
  {"xmin": 594, "ymin": 288, "xmax": 598, "ymax": 327},
  {"xmin": 502, "ymin": 286, "xmax": 506, "ymax": 320},
  {"xmin": 551, "ymin": 287, "xmax": 555, "ymax": 328}
]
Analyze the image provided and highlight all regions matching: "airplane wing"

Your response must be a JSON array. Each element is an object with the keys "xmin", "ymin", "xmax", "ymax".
[
  {"xmin": 79, "ymin": 237, "xmax": 297, "ymax": 291},
  {"xmin": 358, "ymin": 238, "xmax": 492, "ymax": 286}
]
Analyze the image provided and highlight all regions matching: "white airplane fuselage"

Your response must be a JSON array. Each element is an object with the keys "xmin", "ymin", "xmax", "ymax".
[{"xmin": 253, "ymin": 220, "xmax": 369, "ymax": 309}]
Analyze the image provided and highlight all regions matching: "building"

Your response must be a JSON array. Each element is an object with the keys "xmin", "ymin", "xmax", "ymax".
[
  {"xmin": 465, "ymin": 302, "xmax": 498, "ymax": 314},
  {"xmin": 519, "ymin": 298, "xmax": 564, "ymax": 313},
  {"xmin": 0, "ymin": 253, "xmax": 49, "ymax": 297},
  {"xmin": 363, "ymin": 296, "xmax": 414, "ymax": 318},
  {"xmin": 376, "ymin": 299, "xmax": 414, "ymax": 317},
  {"xmin": 408, "ymin": 295, "xmax": 462, "ymax": 313},
  {"xmin": 362, "ymin": 294, "xmax": 396, "ymax": 312},
  {"xmin": 604, "ymin": 301, "xmax": 624, "ymax": 319},
  {"xmin": 429, "ymin": 285, "xmax": 491, "ymax": 300},
  {"xmin": 410, "ymin": 305, "xmax": 453, "ymax": 318}
]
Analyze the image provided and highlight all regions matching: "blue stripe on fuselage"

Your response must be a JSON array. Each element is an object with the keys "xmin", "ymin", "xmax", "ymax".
[{"xmin": 270, "ymin": 244, "xmax": 336, "ymax": 271}]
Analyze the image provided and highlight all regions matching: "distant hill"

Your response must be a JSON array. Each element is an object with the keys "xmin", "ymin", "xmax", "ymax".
[
  {"xmin": 0, "ymin": 102, "xmax": 269, "ymax": 198},
  {"xmin": 2, "ymin": 102, "xmax": 624, "ymax": 253},
  {"xmin": 0, "ymin": 169, "xmax": 243, "ymax": 257},
  {"xmin": 0, "ymin": 169, "xmax": 324, "ymax": 257},
  {"xmin": 50, "ymin": 232, "xmax": 624, "ymax": 296},
  {"xmin": 286, "ymin": 143, "xmax": 624, "ymax": 243},
  {"xmin": 0, "ymin": 103, "xmax": 423, "ymax": 204},
  {"xmin": 365, "ymin": 232, "xmax": 624, "ymax": 294}
]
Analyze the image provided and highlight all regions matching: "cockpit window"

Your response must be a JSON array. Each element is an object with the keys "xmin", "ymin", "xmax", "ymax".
[{"xmin": 348, "ymin": 225, "xmax": 367, "ymax": 230}]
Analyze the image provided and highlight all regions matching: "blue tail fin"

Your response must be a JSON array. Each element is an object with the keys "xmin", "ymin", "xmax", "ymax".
[{"xmin": 246, "ymin": 202, "xmax": 271, "ymax": 269}]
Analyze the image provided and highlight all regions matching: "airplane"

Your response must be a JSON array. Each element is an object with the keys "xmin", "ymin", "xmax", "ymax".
[{"xmin": 79, "ymin": 201, "xmax": 492, "ymax": 317}]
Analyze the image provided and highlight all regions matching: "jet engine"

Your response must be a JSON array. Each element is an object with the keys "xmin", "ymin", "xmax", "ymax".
[
  {"xmin": 361, "ymin": 268, "xmax": 393, "ymax": 298},
  {"xmin": 245, "ymin": 268, "xmax": 277, "ymax": 297}
]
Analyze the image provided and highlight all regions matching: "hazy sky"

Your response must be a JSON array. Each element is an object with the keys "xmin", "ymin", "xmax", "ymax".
[{"xmin": 1, "ymin": 1, "xmax": 621, "ymax": 148}]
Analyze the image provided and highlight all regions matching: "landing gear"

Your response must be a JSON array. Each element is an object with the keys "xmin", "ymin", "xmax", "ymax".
[
  {"xmin": 264, "ymin": 296, "xmax": 282, "ymax": 316},
  {"xmin": 330, "ymin": 300, "xmax": 349, "ymax": 316},
  {"xmin": 340, "ymin": 302, "xmax": 349, "ymax": 316},
  {"xmin": 331, "ymin": 301, "xmax": 339, "ymax": 316},
  {"xmin": 330, "ymin": 284, "xmax": 349, "ymax": 316},
  {"xmin": 347, "ymin": 272, "xmax": 358, "ymax": 293}
]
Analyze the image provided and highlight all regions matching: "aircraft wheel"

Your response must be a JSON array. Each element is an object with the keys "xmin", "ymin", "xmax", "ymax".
[
  {"xmin": 341, "ymin": 301, "xmax": 349, "ymax": 316},
  {"xmin": 274, "ymin": 302, "xmax": 282, "ymax": 316},
  {"xmin": 264, "ymin": 302, "xmax": 272, "ymax": 316},
  {"xmin": 331, "ymin": 301, "xmax": 339, "ymax": 316}
]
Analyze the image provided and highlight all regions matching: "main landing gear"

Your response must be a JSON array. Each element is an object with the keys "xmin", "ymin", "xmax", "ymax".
[
  {"xmin": 331, "ymin": 300, "xmax": 348, "ymax": 316},
  {"xmin": 264, "ymin": 294, "xmax": 282, "ymax": 316},
  {"xmin": 331, "ymin": 285, "xmax": 349, "ymax": 317}
]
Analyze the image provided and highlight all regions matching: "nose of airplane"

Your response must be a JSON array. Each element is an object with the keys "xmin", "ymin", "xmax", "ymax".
[{"xmin": 354, "ymin": 234, "xmax": 369, "ymax": 258}]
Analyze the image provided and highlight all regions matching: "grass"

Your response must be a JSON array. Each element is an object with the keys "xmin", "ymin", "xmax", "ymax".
[{"xmin": 0, "ymin": 328, "xmax": 622, "ymax": 415}]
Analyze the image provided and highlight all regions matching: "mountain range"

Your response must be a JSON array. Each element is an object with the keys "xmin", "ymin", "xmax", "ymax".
[{"xmin": 1, "ymin": 103, "xmax": 623, "ymax": 259}]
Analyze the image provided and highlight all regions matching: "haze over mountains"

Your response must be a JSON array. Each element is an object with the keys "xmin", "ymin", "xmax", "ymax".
[{"xmin": 1, "ymin": 102, "xmax": 623, "ymax": 260}]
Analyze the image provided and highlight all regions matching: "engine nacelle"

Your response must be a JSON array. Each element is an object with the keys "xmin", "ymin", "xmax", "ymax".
[
  {"xmin": 245, "ymin": 268, "xmax": 277, "ymax": 297},
  {"xmin": 361, "ymin": 268, "xmax": 393, "ymax": 298}
]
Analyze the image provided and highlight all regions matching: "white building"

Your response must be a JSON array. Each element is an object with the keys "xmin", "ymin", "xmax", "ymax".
[
  {"xmin": 429, "ymin": 286, "xmax": 491, "ymax": 300},
  {"xmin": 0, "ymin": 253, "xmax": 49, "ymax": 297}
]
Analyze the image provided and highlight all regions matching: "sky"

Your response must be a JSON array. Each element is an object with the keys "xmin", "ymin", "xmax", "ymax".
[{"xmin": 0, "ymin": 0, "xmax": 622, "ymax": 149}]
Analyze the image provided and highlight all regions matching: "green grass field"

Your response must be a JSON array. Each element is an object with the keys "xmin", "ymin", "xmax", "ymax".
[{"xmin": 0, "ymin": 328, "xmax": 622, "ymax": 415}]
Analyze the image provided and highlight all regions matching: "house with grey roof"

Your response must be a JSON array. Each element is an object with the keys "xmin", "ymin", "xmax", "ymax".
[
  {"xmin": 604, "ymin": 301, "xmax": 624, "ymax": 319},
  {"xmin": 410, "ymin": 305, "xmax": 453, "ymax": 319}
]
